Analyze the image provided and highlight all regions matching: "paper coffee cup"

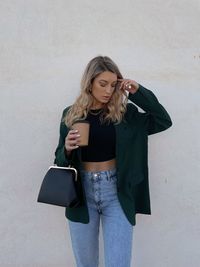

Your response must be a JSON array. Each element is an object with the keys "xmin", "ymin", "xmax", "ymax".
[{"xmin": 71, "ymin": 120, "xmax": 90, "ymax": 146}]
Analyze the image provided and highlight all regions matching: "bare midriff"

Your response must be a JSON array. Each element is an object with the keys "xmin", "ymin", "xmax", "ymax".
[{"xmin": 81, "ymin": 158, "xmax": 116, "ymax": 172}]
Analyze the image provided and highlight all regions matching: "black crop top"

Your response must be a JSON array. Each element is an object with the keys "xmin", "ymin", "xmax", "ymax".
[{"xmin": 81, "ymin": 109, "xmax": 116, "ymax": 162}]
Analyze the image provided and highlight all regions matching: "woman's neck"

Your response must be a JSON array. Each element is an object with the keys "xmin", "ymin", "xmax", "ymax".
[
  {"xmin": 90, "ymin": 104, "xmax": 105, "ymax": 110},
  {"xmin": 90, "ymin": 107, "xmax": 103, "ymax": 110}
]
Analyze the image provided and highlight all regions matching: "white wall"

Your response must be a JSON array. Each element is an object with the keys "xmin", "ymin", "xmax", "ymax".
[{"xmin": 0, "ymin": 1, "xmax": 199, "ymax": 266}]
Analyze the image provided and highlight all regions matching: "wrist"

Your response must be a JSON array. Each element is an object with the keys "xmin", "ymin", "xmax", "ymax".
[
  {"xmin": 64, "ymin": 147, "xmax": 71, "ymax": 157},
  {"xmin": 129, "ymin": 84, "xmax": 140, "ymax": 95}
]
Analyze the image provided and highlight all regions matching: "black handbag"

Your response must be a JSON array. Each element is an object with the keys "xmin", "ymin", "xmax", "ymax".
[{"xmin": 37, "ymin": 163, "xmax": 81, "ymax": 208}]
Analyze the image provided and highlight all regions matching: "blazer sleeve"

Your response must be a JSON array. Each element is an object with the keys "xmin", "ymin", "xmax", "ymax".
[
  {"xmin": 53, "ymin": 107, "xmax": 73, "ymax": 166},
  {"xmin": 128, "ymin": 84, "xmax": 172, "ymax": 135}
]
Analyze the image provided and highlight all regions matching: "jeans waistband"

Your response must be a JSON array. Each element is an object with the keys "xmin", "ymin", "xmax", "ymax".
[{"xmin": 80, "ymin": 167, "xmax": 117, "ymax": 179}]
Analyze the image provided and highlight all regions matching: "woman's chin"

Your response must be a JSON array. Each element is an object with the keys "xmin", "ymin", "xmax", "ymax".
[{"xmin": 101, "ymin": 98, "xmax": 110, "ymax": 103}]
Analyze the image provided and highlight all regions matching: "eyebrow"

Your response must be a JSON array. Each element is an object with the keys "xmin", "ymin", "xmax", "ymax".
[{"xmin": 99, "ymin": 79, "xmax": 117, "ymax": 83}]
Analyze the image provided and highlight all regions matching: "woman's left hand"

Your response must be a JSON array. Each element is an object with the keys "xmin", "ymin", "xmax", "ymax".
[{"xmin": 117, "ymin": 78, "xmax": 139, "ymax": 94}]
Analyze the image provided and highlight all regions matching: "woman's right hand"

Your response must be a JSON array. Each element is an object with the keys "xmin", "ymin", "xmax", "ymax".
[{"xmin": 65, "ymin": 129, "xmax": 81, "ymax": 154}]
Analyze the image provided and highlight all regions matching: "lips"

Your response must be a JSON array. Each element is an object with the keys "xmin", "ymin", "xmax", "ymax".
[{"xmin": 103, "ymin": 96, "xmax": 110, "ymax": 99}]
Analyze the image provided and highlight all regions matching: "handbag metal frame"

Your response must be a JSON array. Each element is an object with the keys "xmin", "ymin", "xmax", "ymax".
[{"xmin": 48, "ymin": 165, "xmax": 78, "ymax": 181}]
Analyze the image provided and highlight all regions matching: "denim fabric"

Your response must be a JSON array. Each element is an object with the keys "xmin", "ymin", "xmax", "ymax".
[{"xmin": 67, "ymin": 168, "xmax": 134, "ymax": 267}]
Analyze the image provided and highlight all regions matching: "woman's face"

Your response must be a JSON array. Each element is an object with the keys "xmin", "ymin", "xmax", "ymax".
[{"xmin": 90, "ymin": 71, "xmax": 118, "ymax": 109}]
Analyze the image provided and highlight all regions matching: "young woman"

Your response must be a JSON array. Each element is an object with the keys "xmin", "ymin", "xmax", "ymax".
[{"xmin": 54, "ymin": 55, "xmax": 172, "ymax": 267}]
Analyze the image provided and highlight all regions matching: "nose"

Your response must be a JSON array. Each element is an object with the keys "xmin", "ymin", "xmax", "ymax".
[{"xmin": 105, "ymin": 85, "xmax": 113, "ymax": 94}]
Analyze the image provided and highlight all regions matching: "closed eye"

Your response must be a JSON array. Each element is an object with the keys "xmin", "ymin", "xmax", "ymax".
[{"xmin": 100, "ymin": 83, "xmax": 117, "ymax": 88}]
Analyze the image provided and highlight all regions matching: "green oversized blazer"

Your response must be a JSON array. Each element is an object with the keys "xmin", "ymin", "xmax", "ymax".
[{"xmin": 54, "ymin": 84, "xmax": 172, "ymax": 225}]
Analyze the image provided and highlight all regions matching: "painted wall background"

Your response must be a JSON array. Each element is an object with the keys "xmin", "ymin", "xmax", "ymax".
[{"xmin": 0, "ymin": 1, "xmax": 199, "ymax": 266}]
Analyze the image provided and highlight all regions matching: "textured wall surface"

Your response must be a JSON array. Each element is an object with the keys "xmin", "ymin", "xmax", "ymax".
[{"xmin": 0, "ymin": 1, "xmax": 199, "ymax": 266}]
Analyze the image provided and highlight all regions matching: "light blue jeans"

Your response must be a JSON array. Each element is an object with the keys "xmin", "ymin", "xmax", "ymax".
[{"xmin": 68, "ymin": 168, "xmax": 134, "ymax": 267}]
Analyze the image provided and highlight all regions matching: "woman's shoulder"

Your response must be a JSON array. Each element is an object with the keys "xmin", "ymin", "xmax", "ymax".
[
  {"xmin": 62, "ymin": 105, "xmax": 72, "ymax": 117},
  {"xmin": 122, "ymin": 102, "xmax": 140, "ymax": 123},
  {"xmin": 126, "ymin": 102, "xmax": 138, "ymax": 115}
]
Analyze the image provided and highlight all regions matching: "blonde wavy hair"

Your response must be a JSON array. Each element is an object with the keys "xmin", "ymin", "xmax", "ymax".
[{"xmin": 63, "ymin": 55, "xmax": 128, "ymax": 128}]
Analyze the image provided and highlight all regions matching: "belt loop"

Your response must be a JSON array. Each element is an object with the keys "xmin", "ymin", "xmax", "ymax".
[
  {"xmin": 107, "ymin": 169, "xmax": 111, "ymax": 179},
  {"xmin": 105, "ymin": 170, "xmax": 109, "ymax": 181}
]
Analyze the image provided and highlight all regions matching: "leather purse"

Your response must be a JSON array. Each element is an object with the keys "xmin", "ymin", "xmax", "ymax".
[{"xmin": 37, "ymin": 164, "xmax": 81, "ymax": 208}]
